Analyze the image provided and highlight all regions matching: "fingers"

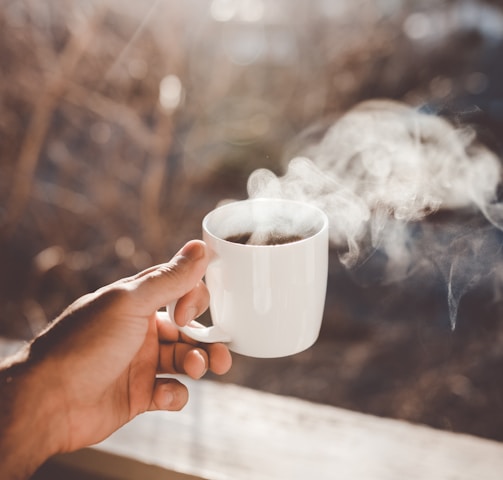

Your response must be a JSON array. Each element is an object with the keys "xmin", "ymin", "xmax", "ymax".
[
  {"xmin": 206, "ymin": 343, "xmax": 233, "ymax": 375},
  {"xmin": 158, "ymin": 342, "xmax": 232, "ymax": 379},
  {"xmin": 173, "ymin": 281, "xmax": 210, "ymax": 327},
  {"xmin": 158, "ymin": 343, "xmax": 207, "ymax": 379},
  {"xmin": 155, "ymin": 311, "xmax": 181, "ymax": 343},
  {"xmin": 156, "ymin": 312, "xmax": 207, "ymax": 343},
  {"xmin": 128, "ymin": 240, "xmax": 209, "ymax": 314},
  {"xmin": 149, "ymin": 378, "xmax": 188, "ymax": 411}
]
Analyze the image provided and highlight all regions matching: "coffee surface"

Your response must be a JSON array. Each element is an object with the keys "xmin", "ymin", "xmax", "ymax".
[{"xmin": 225, "ymin": 231, "xmax": 306, "ymax": 245}]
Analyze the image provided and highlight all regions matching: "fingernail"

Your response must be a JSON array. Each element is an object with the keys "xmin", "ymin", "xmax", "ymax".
[
  {"xmin": 163, "ymin": 389, "xmax": 174, "ymax": 408},
  {"xmin": 195, "ymin": 350, "xmax": 208, "ymax": 378},
  {"xmin": 179, "ymin": 241, "xmax": 204, "ymax": 261}
]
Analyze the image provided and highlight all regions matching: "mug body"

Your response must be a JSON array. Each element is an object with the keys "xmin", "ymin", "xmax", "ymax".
[{"xmin": 202, "ymin": 198, "xmax": 329, "ymax": 358}]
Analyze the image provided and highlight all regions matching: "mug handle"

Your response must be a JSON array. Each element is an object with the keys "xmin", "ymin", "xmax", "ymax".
[{"xmin": 167, "ymin": 302, "xmax": 232, "ymax": 344}]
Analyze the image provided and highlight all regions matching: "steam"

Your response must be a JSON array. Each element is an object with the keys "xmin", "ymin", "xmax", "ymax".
[{"xmin": 247, "ymin": 99, "xmax": 503, "ymax": 327}]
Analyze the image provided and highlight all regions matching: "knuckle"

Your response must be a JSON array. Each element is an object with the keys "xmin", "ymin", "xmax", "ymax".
[
  {"xmin": 96, "ymin": 284, "xmax": 134, "ymax": 311},
  {"xmin": 155, "ymin": 260, "xmax": 189, "ymax": 283}
]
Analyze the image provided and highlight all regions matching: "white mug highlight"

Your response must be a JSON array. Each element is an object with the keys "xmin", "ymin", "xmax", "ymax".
[{"xmin": 177, "ymin": 198, "xmax": 329, "ymax": 358}]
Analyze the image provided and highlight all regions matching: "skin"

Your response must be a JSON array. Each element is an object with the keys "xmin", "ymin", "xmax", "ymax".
[{"xmin": 0, "ymin": 240, "xmax": 232, "ymax": 479}]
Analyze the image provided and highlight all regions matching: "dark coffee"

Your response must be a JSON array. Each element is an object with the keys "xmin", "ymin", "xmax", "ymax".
[{"xmin": 225, "ymin": 231, "xmax": 307, "ymax": 245}]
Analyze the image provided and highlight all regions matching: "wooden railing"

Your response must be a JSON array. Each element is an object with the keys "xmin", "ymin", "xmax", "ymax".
[{"xmin": 2, "ymin": 337, "xmax": 502, "ymax": 480}]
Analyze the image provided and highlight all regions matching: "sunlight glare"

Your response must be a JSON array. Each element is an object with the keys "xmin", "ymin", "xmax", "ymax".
[
  {"xmin": 211, "ymin": 0, "xmax": 264, "ymax": 23},
  {"xmin": 210, "ymin": 0, "xmax": 238, "ymax": 22},
  {"xmin": 159, "ymin": 74, "xmax": 183, "ymax": 112}
]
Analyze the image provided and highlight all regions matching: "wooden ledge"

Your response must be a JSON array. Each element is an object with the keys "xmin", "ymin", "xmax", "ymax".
[
  {"xmin": 2, "ymin": 338, "xmax": 502, "ymax": 480},
  {"xmin": 52, "ymin": 378, "xmax": 503, "ymax": 480}
]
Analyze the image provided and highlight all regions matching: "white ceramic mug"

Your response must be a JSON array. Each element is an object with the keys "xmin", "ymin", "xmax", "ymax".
[{"xmin": 177, "ymin": 198, "xmax": 329, "ymax": 358}]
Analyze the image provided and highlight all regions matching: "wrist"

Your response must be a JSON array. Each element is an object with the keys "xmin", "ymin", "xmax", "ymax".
[{"xmin": 0, "ymin": 348, "xmax": 65, "ymax": 478}]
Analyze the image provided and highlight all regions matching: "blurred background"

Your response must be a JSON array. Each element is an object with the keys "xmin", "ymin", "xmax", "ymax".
[{"xmin": 1, "ymin": 0, "xmax": 503, "ymax": 442}]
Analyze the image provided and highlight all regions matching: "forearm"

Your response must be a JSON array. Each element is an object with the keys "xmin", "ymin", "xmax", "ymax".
[{"xmin": 0, "ymin": 347, "xmax": 63, "ymax": 479}]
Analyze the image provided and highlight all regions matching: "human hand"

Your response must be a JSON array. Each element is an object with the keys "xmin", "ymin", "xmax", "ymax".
[{"xmin": 5, "ymin": 240, "xmax": 231, "ymax": 471}]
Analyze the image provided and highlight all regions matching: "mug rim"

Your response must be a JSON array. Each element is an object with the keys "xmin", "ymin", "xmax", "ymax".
[{"xmin": 202, "ymin": 197, "xmax": 329, "ymax": 248}]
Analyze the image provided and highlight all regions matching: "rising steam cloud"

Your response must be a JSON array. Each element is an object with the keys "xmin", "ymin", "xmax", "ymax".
[{"xmin": 247, "ymin": 99, "xmax": 503, "ymax": 327}]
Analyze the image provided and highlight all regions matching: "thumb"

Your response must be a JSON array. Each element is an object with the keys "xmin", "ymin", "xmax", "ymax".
[{"xmin": 129, "ymin": 240, "xmax": 209, "ymax": 313}]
